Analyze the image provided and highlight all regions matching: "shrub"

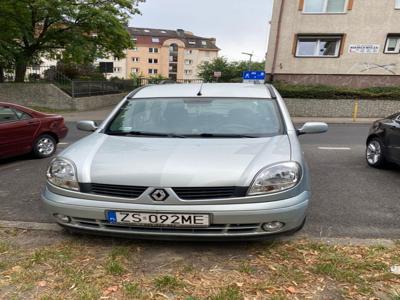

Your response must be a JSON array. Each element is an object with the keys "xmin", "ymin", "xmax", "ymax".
[{"xmin": 274, "ymin": 82, "xmax": 400, "ymax": 100}]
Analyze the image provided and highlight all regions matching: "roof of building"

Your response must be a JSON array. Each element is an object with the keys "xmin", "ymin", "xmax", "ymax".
[
  {"xmin": 132, "ymin": 83, "xmax": 273, "ymax": 99},
  {"xmin": 127, "ymin": 27, "xmax": 219, "ymax": 51}
]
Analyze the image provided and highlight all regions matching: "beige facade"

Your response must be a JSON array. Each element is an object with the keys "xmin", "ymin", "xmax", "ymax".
[
  {"xmin": 100, "ymin": 28, "xmax": 219, "ymax": 81},
  {"xmin": 266, "ymin": 0, "xmax": 400, "ymax": 87}
]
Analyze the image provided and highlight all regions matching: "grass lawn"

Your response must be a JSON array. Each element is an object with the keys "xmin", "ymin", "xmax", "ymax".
[{"xmin": 0, "ymin": 228, "xmax": 399, "ymax": 299}]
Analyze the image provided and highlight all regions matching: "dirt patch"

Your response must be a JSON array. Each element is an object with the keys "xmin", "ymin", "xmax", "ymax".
[{"xmin": 0, "ymin": 228, "xmax": 399, "ymax": 299}]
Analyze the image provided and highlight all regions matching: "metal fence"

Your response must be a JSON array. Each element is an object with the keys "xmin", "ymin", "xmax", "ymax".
[{"xmin": 2, "ymin": 65, "xmax": 204, "ymax": 98}]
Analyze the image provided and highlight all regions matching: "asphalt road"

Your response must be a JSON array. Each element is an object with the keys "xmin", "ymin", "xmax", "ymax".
[{"xmin": 1, "ymin": 123, "xmax": 399, "ymax": 239}]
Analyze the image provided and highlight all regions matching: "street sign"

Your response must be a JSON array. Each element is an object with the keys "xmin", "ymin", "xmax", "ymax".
[
  {"xmin": 213, "ymin": 71, "xmax": 222, "ymax": 78},
  {"xmin": 242, "ymin": 71, "xmax": 266, "ymax": 80}
]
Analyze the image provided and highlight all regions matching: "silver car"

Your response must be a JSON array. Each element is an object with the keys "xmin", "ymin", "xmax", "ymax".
[{"xmin": 42, "ymin": 83, "xmax": 327, "ymax": 239}]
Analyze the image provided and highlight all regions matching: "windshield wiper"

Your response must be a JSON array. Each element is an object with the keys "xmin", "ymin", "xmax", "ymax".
[
  {"xmin": 188, "ymin": 133, "xmax": 258, "ymax": 138},
  {"xmin": 108, "ymin": 131, "xmax": 186, "ymax": 138}
]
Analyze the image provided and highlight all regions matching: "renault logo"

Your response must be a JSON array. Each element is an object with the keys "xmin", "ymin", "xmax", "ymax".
[{"xmin": 150, "ymin": 189, "xmax": 169, "ymax": 201}]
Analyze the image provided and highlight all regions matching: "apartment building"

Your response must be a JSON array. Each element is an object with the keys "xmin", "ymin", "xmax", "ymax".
[
  {"xmin": 99, "ymin": 27, "xmax": 219, "ymax": 80},
  {"xmin": 266, "ymin": 0, "xmax": 400, "ymax": 87}
]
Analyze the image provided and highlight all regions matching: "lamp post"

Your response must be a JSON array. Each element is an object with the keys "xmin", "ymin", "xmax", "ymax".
[{"xmin": 241, "ymin": 52, "xmax": 254, "ymax": 71}]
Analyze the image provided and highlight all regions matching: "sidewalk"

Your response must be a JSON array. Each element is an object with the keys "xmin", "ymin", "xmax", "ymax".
[{"xmin": 63, "ymin": 107, "xmax": 377, "ymax": 124}]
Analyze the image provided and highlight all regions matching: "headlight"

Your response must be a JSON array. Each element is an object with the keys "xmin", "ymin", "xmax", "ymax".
[
  {"xmin": 248, "ymin": 162, "xmax": 301, "ymax": 195},
  {"xmin": 46, "ymin": 158, "xmax": 79, "ymax": 191}
]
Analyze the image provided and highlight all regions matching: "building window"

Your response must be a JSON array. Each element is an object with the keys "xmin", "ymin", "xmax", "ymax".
[
  {"xmin": 188, "ymin": 40, "xmax": 196, "ymax": 45},
  {"xmin": 201, "ymin": 41, "xmax": 207, "ymax": 46},
  {"xmin": 152, "ymin": 37, "xmax": 160, "ymax": 43},
  {"xmin": 303, "ymin": 0, "xmax": 347, "ymax": 13},
  {"xmin": 185, "ymin": 49, "xmax": 193, "ymax": 55},
  {"xmin": 296, "ymin": 36, "xmax": 342, "ymax": 57},
  {"xmin": 113, "ymin": 67, "xmax": 121, "ymax": 72},
  {"xmin": 132, "ymin": 57, "xmax": 139, "ymax": 62},
  {"xmin": 148, "ymin": 58, "xmax": 159, "ymax": 64},
  {"xmin": 384, "ymin": 35, "xmax": 400, "ymax": 53},
  {"xmin": 185, "ymin": 59, "xmax": 193, "ymax": 65},
  {"xmin": 149, "ymin": 47, "xmax": 159, "ymax": 53},
  {"xmin": 132, "ymin": 47, "xmax": 138, "ymax": 51},
  {"xmin": 184, "ymin": 69, "xmax": 193, "ymax": 75},
  {"xmin": 131, "ymin": 68, "xmax": 139, "ymax": 74},
  {"xmin": 148, "ymin": 69, "xmax": 158, "ymax": 75},
  {"xmin": 396, "ymin": 0, "xmax": 400, "ymax": 8}
]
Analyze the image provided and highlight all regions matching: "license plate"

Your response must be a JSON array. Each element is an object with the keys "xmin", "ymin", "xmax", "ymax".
[{"xmin": 106, "ymin": 211, "xmax": 210, "ymax": 227}]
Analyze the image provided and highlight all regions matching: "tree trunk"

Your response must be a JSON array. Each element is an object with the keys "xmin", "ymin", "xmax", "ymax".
[
  {"xmin": 15, "ymin": 60, "xmax": 28, "ymax": 82},
  {"xmin": 0, "ymin": 66, "xmax": 4, "ymax": 83}
]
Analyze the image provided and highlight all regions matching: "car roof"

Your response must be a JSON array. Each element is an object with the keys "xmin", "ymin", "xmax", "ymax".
[{"xmin": 131, "ymin": 83, "xmax": 274, "ymax": 99}]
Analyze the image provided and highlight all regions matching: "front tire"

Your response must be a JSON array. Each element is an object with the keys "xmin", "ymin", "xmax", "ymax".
[
  {"xmin": 33, "ymin": 134, "xmax": 57, "ymax": 158},
  {"xmin": 366, "ymin": 137, "xmax": 387, "ymax": 168}
]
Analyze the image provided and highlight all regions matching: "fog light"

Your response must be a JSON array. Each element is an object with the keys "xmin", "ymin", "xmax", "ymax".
[
  {"xmin": 261, "ymin": 221, "xmax": 285, "ymax": 232},
  {"xmin": 54, "ymin": 214, "xmax": 71, "ymax": 223}
]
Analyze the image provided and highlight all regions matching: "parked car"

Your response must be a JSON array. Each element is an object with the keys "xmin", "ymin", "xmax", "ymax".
[
  {"xmin": 42, "ymin": 83, "xmax": 328, "ymax": 240},
  {"xmin": 0, "ymin": 102, "xmax": 68, "ymax": 160},
  {"xmin": 366, "ymin": 112, "xmax": 400, "ymax": 168}
]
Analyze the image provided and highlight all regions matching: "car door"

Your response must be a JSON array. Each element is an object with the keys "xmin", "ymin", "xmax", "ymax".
[
  {"xmin": 0, "ymin": 106, "xmax": 41, "ymax": 158},
  {"xmin": 386, "ymin": 114, "xmax": 400, "ymax": 163}
]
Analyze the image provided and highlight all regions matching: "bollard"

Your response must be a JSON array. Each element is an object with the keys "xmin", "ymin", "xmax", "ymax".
[{"xmin": 352, "ymin": 99, "xmax": 359, "ymax": 122}]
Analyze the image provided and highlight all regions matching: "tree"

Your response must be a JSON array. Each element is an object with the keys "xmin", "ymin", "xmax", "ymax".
[
  {"xmin": 197, "ymin": 57, "xmax": 266, "ymax": 82},
  {"xmin": 197, "ymin": 57, "xmax": 238, "ymax": 82},
  {"xmin": 0, "ymin": 0, "xmax": 144, "ymax": 82}
]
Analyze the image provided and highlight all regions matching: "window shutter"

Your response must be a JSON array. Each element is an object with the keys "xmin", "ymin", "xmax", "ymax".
[
  {"xmin": 340, "ymin": 34, "xmax": 347, "ymax": 55},
  {"xmin": 292, "ymin": 34, "xmax": 299, "ymax": 56},
  {"xmin": 299, "ymin": 0, "xmax": 305, "ymax": 11},
  {"xmin": 347, "ymin": 0, "xmax": 354, "ymax": 10}
]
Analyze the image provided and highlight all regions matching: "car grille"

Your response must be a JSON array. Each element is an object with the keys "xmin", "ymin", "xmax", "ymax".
[
  {"xmin": 80, "ymin": 184, "xmax": 248, "ymax": 200},
  {"xmin": 70, "ymin": 217, "xmax": 261, "ymax": 235},
  {"xmin": 80, "ymin": 183, "xmax": 147, "ymax": 198},
  {"xmin": 172, "ymin": 187, "xmax": 248, "ymax": 200}
]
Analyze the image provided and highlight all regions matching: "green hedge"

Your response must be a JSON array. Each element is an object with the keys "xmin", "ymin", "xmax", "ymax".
[{"xmin": 274, "ymin": 82, "xmax": 400, "ymax": 100}]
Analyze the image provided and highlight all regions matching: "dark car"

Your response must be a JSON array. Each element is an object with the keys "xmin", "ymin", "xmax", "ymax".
[
  {"xmin": 366, "ymin": 112, "xmax": 400, "ymax": 168},
  {"xmin": 0, "ymin": 102, "xmax": 68, "ymax": 160}
]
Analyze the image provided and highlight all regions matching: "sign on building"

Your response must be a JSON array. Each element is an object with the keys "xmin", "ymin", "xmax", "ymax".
[{"xmin": 348, "ymin": 44, "xmax": 380, "ymax": 54}]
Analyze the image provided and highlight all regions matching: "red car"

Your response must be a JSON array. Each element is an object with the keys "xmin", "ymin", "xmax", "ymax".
[{"xmin": 0, "ymin": 102, "xmax": 68, "ymax": 159}]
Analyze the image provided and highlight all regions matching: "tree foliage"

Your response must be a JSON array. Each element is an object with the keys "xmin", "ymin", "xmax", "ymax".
[
  {"xmin": 0, "ymin": 0, "xmax": 144, "ymax": 82},
  {"xmin": 197, "ymin": 57, "xmax": 266, "ymax": 82}
]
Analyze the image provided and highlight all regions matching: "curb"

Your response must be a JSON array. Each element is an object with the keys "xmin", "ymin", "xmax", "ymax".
[{"xmin": 0, "ymin": 220, "xmax": 396, "ymax": 247}]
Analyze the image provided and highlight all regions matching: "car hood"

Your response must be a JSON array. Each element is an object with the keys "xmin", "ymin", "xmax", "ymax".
[{"xmin": 61, "ymin": 133, "xmax": 292, "ymax": 187}]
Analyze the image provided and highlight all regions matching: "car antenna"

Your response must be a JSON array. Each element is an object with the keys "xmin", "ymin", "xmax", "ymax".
[{"xmin": 197, "ymin": 82, "xmax": 204, "ymax": 96}]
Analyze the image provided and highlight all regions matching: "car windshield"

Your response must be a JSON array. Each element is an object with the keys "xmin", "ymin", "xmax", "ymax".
[{"xmin": 105, "ymin": 97, "xmax": 284, "ymax": 138}]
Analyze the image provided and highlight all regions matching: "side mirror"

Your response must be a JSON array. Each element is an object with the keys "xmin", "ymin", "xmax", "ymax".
[
  {"xmin": 297, "ymin": 122, "xmax": 328, "ymax": 135},
  {"xmin": 77, "ymin": 120, "xmax": 98, "ymax": 132}
]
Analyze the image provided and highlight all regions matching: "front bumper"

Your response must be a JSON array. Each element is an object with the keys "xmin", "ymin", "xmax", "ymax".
[{"xmin": 41, "ymin": 186, "xmax": 309, "ymax": 239}]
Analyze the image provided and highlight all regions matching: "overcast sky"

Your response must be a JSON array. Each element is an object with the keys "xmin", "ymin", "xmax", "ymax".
[{"xmin": 130, "ymin": 0, "xmax": 274, "ymax": 62}]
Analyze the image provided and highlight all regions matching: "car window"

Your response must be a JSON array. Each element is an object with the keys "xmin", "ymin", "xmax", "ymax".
[
  {"xmin": 13, "ymin": 108, "xmax": 32, "ymax": 120},
  {"xmin": 0, "ymin": 107, "xmax": 18, "ymax": 123},
  {"xmin": 106, "ymin": 98, "xmax": 284, "ymax": 137}
]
